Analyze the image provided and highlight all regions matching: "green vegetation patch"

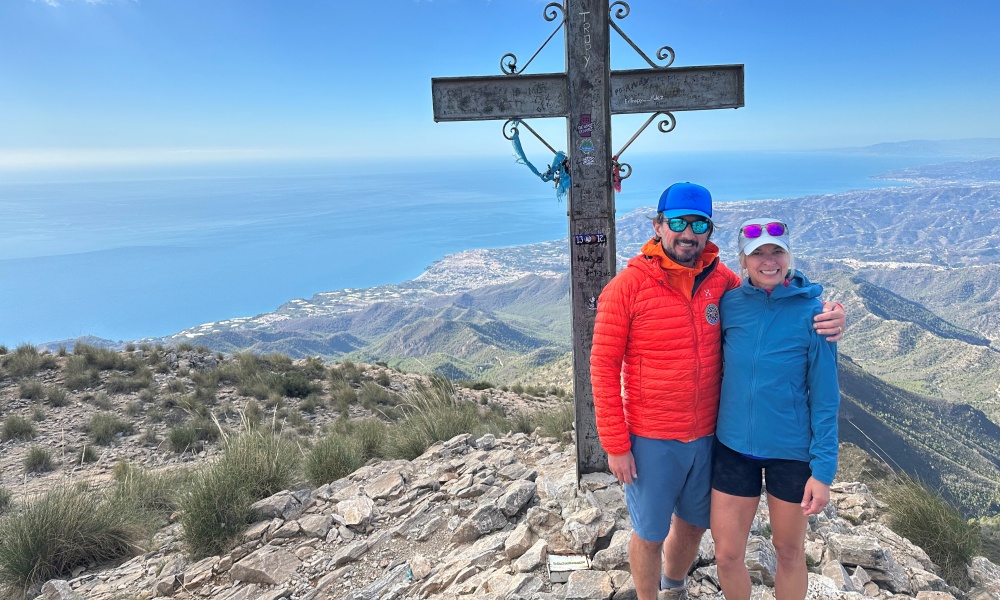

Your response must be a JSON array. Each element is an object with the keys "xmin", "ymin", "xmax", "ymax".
[
  {"xmin": 86, "ymin": 412, "xmax": 135, "ymax": 446},
  {"xmin": 390, "ymin": 378, "xmax": 508, "ymax": 460},
  {"xmin": 2, "ymin": 415, "xmax": 36, "ymax": 442},
  {"xmin": 1, "ymin": 344, "xmax": 57, "ymax": 380},
  {"xmin": 0, "ymin": 486, "xmax": 144, "ymax": 594},
  {"xmin": 24, "ymin": 447, "xmax": 54, "ymax": 474},
  {"xmin": 884, "ymin": 476, "xmax": 981, "ymax": 588},
  {"xmin": 178, "ymin": 430, "xmax": 299, "ymax": 558},
  {"xmin": 17, "ymin": 380, "xmax": 45, "ymax": 401}
]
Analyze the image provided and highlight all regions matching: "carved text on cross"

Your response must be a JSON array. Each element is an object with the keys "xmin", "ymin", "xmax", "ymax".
[{"xmin": 433, "ymin": 66, "xmax": 742, "ymax": 121}]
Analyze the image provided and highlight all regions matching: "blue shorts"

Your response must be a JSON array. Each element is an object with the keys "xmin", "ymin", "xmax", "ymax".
[{"xmin": 625, "ymin": 434, "xmax": 714, "ymax": 542}]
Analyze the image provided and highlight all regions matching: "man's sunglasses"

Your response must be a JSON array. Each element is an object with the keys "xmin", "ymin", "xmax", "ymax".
[
  {"xmin": 666, "ymin": 218, "xmax": 711, "ymax": 235},
  {"xmin": 741, "ymin": 222, "xmax": 787, "ymax": 238}
]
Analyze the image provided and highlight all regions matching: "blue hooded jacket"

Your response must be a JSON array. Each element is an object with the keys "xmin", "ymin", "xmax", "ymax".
[{"xmin": 716, "ymin": 270, "xmax": 841, "ymax": 484}]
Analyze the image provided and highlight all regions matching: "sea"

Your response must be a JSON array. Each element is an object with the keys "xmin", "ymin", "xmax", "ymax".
[{"xmin": 0, "ymin": 150, "xmax": 955, "ymax": 346}]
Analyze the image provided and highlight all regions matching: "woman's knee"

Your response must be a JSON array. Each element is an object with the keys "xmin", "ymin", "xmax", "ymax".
[
  {"xmin": 771, "ymin": 537, "xmax": 805, "ymax": 566},
  {"xmin": 712, "ymin": 539, "xmax": 748, "ymax": 569}
]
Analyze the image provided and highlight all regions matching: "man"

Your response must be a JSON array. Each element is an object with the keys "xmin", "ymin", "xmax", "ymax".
[{"xmin": 590, "ymin": 183, "xmax": 845, "ymax": 600}]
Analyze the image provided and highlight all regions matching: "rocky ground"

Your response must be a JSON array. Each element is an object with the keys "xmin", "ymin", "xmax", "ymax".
[
  {"xmin": 0, "ymin": 345, "xmax": 563, "ymax": 504},
  {"xmin": 29, "ymin": 431, "xmax": 1000, "ymax": 600},
  {"xmin": 4, "ymin": 346, "xmax": 1000, "ymax": 600}
]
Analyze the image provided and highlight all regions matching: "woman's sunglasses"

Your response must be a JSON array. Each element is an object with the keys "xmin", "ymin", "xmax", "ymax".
[
  {"xmin": 741, "ymin": 222, "xmax": 787, "ymax": 238},
  {"xmin": 666, "ymin": 218, "xmax": 711, "ymax": 234}
]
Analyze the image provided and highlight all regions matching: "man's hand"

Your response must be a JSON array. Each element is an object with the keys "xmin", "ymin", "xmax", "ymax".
[
  {"xmin": 814, "ymin": 301, "xmax": 846, "ymax": 341},
  {"xmin": 801, "ymin": 477, "xmax": 831, "ymax": 515},
  {"xmin": 608, "ymin": 451, "xmax": 637, "ymax": 485}
]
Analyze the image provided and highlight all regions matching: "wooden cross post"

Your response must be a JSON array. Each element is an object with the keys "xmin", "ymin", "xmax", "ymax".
[{"xmin": 432, "ymin": 0, "xmax": 744, "ymax": 479}]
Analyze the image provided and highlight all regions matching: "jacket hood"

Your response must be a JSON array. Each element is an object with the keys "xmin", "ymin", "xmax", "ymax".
[{"xmin": 739, "ymin": 269, "xmax": 823, "ymax": 299}]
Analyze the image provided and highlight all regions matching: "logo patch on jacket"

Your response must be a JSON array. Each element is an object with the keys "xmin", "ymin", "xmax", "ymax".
[{"xmin": 705, "ymin": 303, "xmax": 720, "ymax": 326}]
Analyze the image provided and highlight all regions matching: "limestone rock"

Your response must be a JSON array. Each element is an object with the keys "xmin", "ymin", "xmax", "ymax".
[
  {"xmin": 497, "ymin": 480, "xmax": 537, "ymax": 516},
  {"xmin": 336, "ymin": 494, "xmax": 375, "ymax": 528},
  {"xmin": 297, "ymin": 513, "xmax": 334, "ymax": 538},
  {"xmin": 39, "ymin": 580, "xmax": 78, "ymax": 600},
  {"xmin": 349, "ymin": 563, "xmax": 410, "ymax": 600},
  {"xmin": 823, "ymin": 560, "xmax": 859, "ymax": 592},
  {"xmin": 17, "ymin": 417, "xmax": 985, "ymax": 600},
  {"xmin": 969, "ymin": 556, "xmax": 1000, "ymax": 587},
  {"xmin": 592, "ymin": 528, "xmax": 630, "ymax": 571},
  {"xmin": 907, "ymin": 566, "xmax": 948, "ymax": 593},
  {"xmin": 827, "ymin": 533, "xmax": 892, "ymax": 570},
  {"xmin": 229, "ymin": 546, "xmax": 301, "ymax": 586},
  {"xmin": 513, "ymin": 538, "xmax": 547, "ymax": 573},
  {"xmin": 330, "ymin": 538, "xmax": 372, "ymax": 567},
  {"xmin": 409, "ymin": 554, "xmax": 433, "ymax": 581},
  {"xmin": 250, "ymin": 488, "xmax": 311, "ymax": 521},
  {"xmin": 564, "ymin": 569, "xmax": 614, "ymax": 600},
  {"xmin": 366, "ymin": 464, "xmax": 413, "ymax": 500},
  {"xmin": 746, "ymin": 535, "xmax": 777, "ymax": 587},
  {"xmin": 504, "ymin": 522, "xmax": 537, "ymax": 560},
  {"xmin": 182, "ymin": 555, "xmax": 219, "ymax": 589},
  {"xmin": 451, "ymin": 504, "xmax": 508, "ymax": 543}
]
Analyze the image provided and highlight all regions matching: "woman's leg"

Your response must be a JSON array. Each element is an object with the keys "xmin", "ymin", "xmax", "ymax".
[
  {"xmin": 710, "ymin": 489, "xmax": 760, "ymax": 600},
  {"xmin": 767, "ymin": 494, "xmax": 809, "ymax": 600}
]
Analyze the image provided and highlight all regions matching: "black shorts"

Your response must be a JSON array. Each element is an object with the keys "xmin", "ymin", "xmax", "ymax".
[{"xmin": 711, "ymin": 439, "xmax": 812, "ymax": 504}]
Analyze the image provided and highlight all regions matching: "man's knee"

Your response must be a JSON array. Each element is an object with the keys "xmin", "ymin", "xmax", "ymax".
[
  {"xmin": 631, "ymin": 531, "xmax": 665, "ymax": 554},
  {"xmin": 669, "ymin": 516, "xmax": 707, "ymax": 545}
]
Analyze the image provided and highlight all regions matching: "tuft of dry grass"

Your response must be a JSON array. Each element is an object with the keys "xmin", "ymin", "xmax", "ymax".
[{"xmin": 883, "ymin": 476, "xmax": 981, "ymax": 588}]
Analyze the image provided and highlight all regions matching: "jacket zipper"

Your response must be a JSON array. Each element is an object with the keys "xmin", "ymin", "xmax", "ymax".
[
  {"xmin": 691, "ymin": 299, "xmax": 701, "ymax": 440},
  {"xmin": 748, "ymin": 293, "xmax": 770, "ymax": 455}
]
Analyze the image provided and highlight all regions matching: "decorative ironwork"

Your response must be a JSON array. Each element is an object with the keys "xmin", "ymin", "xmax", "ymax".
[
  {"xmin": 609, "ymin": 1, "xmax": 675, "ymax": 68},
  {"xmin": 494, "ymin": 2, "xmax": 687, "ymax": 184},
  {"xmin": 613, "ymin": 161, "xmax": 632, "ymax": 180},
  {"xmin": 501, "ymin": 2, "xmax": 566, "ymax": 75},
  {"xmin": 503, "ymin": 119, "xmax": 560, "ymax": 156},
  {"xmin": 613, "ymin": 112, "xmax": 676, "ymax": 180}
]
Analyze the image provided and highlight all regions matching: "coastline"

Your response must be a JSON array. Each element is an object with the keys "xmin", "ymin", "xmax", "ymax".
[{"xmin": 12, "ymin": 148, "xmax": 993, "ymax": 348}]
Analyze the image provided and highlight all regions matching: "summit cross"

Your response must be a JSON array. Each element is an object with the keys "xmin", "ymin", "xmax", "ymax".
[{"xmin": 431, "ymin": 0, "xmax": 744, "ymax": 478}]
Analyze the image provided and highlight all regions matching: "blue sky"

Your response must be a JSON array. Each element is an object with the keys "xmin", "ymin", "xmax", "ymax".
[{"xmin": 1, "ymin": 0, "xmax": 998, "ymax": 169}]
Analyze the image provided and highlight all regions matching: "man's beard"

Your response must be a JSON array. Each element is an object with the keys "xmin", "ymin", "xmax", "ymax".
[{"xmin": 664, "ymin": 240, "xmax": 702, "ymax": 266}]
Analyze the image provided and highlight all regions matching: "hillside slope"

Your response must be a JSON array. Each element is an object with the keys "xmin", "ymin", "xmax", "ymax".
[{"xmin": 838, "ymin": 356, "xmax": 1000, "ymax": 516}]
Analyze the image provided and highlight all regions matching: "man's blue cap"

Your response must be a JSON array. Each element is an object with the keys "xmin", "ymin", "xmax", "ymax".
[{"xmin": 657, "ymin": 182, "xmax": 712, "ymax": 220}]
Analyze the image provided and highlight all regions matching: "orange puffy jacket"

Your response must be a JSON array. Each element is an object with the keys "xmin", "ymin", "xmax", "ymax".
[{"xmin": 590, "ymin": 238, "xmax": 741, "ymax": 455}]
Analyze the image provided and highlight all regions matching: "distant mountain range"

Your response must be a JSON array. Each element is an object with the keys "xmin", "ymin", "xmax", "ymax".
[
  {"xmin": 44, "ymin": 155, "xmax": 1000, "ymax": 516},
  {"xmin": 840, "ymin": 137, "xmax": 1000, "ymax": 158},
  {"xmin": 65, "ymin": 158, "xmax": 997, "ymax": 410}
]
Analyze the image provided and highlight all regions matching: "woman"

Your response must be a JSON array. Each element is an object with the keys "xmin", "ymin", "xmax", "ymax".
[{"xmin": 710, "ymin": 218, "xmax": 840, "ymax": 600}]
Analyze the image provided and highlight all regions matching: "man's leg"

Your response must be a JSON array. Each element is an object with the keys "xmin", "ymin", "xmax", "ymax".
[
  {"xmin": 666, "ymin": 436, "xmax": 715, "ymax": 587},
  {"xmin": 625, "ymin": 436, "xmax": 691, "ymax": 599},
  {"xmin": 661, "ymin": 515, "xmax": 706, "ymax": 581},
  {"xmin": 630, "ymin": 532, "xmax": 666, "ymax": 600}
]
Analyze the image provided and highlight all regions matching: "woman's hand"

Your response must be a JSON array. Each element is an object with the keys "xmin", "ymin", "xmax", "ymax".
[{"xmin": 801, "ymin": 477, "xmax": 831, "ymax": 515}]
